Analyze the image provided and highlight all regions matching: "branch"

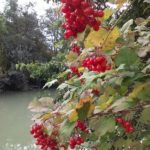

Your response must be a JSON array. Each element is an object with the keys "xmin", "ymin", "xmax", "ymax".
[
  {"xmin": 90, "ymin": 101, "xmax": 150, "ymax": 118},
  {"xmin": 101, "ymin": 0, "xmax": 136, "ymax": 50}
]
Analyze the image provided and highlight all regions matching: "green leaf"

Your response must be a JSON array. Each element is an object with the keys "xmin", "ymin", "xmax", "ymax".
[
  {"xmin": 28, "ymin": 97, "xmax": 54, "ymax": 112},
  {"xmin": 59, "ymin": 119, "xmax": 76, "ymax": 139},
  {"xmin": 140, "ymin": 107, "xmax": 150, "ymax": 123},
  {"xmin": 129, "ymin": 82, "xmax": 150, "ymax": 100},
  {"xmin": 76, "ymin": 101, "xmax": 91, "ymax": 120},
  {"xmin": 43, "ymin": 79, "xmax": 58, "ymax": 88},
  {"xmin": 90, "ymin": 117, "xmax": 115, "ymax": 137},
  {"xmin": 107, "ymin": 97, "xmax": 131, "ymax": 113},
  {"xmin": 114, "ymin": 139, "xmax": 142, "ymax": 149},
  {"xmin": 98, "ymin": 142, "xmax": 111, "ymax": 150},
  {"xmin": 115, "ymin": 47, "xmax": 140, "ymax": 68},
  {"xmin": 121, "ymin": 19, "xmax": 133, "ymax": 33},
  {"xmin": 137, "ymin": 83, "xmax": 150, "ymax": 101}
]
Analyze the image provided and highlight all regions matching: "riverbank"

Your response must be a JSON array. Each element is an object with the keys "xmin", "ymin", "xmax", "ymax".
[{"xmin": 0, "ymin": 71, "xmax": 57, "ymax": 93}]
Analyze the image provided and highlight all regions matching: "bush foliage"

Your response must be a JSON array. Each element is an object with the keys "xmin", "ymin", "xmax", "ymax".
[{"xmin": 29, "ymin": 0, "xmax": 150, "ymax": 149}]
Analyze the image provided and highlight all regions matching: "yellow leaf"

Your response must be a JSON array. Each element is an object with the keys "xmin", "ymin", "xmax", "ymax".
[
  {"xmin": 76, "ymin": 96, "xmax": 93, "ymax": 109},
  {"xmin": 129, "ymin": 83, "xmax": 150, "ymax": 99},
  {"xmin": 77, "ymin": 30, "xmax": 86, "ymax": 42},
  {"xmin": 76, "ymin": 97, "xmax": 94, "ymax": 119},
  {"xmin": 69, "ymin": 109, "xmax": 78, "ymax": 122},
  {"xmin": 40, "ymin": 112, "xmax": 52, "ymax": 121},
  {"xmin": 78, "ymin": 67, "xmax": 85, "ymax": 73},
  {"xmin": 88, "ymin": 105, "xmax": 95, "ymax": 117},
  {"xmin": 65, "ymin": 51, "xmax": 78, "ymax": 62},
  {"xmin": 99, "ymin": 97, "xmax": 113, "ymax": 110},
  {"xmin": 97, "ymin": 9, "xmax": 113, "ymax": 22},
  {"xmin": 115, "ymin": 0, "xmax": 126, "ymax": 8},
  {"xmin": 104, "ymin": 9, "xmax": 113, "ymax": 20},
  {"xmin": 84, "ymin": 27, "xmax": 120, "ymax": 51}
]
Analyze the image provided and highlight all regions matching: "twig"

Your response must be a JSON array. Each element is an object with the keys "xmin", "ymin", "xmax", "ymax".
[
  {"xmin": 90, "ymin": 101, "xmax": 150, "ymax": 118},
  {"xmin": 101, "ymin": 0, "xmax": 136, "ymax": 50}
]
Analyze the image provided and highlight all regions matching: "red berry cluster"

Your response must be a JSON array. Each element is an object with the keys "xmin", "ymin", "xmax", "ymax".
[
  {"xmin": 91, "ymin": 88, "xmax": 100, "ymax": 96},
  {"xmin": 30, "ymin": 124, "xmax": 59, "ymax": 150},
  {"xmin": 75, "ymin": 120, "xmax": 89, "ymax": 133},
  {"xmin": 82, "ymin": 56, "xmax": 111, "ymax": 72},
  {"xmin": 69, "ymin": 136, "xmax": 84, "ymax": 149},
  {"xmin": 116, "ymin": 118, "xmax": 134, "ymax": 133},
  {"xmin": 70, "ymin": 66, "xmax": 81, "ymax": 77},
  {"xmin": 71, "ymin": 43, "xmax": 80, "ymax": 54},
  {"xmin": 67, "ymin": 73, "xmax": 73, "ymax": 79},
  {"xmin": 61, "ymin": 0, "xmax": 104, "ymax": 39}
]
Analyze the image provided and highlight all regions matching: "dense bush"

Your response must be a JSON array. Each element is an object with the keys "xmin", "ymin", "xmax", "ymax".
[
  {"xmin": 29, "ymin": 0, "xmax": 150, "ymax": 149},
  {"xmin": 16, "ymin": 52, "xmax": 66, "ymax": 83}
]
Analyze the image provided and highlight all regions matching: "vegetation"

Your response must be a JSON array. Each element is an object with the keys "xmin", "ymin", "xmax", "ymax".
[
  {"xmin": 0, "ymin": 0, "xmax": 71, "ymax": 91},
  {"xmin": 16, "ymin": 52, "xmax": 66, "ymax": 84},
  {"xmin": 29, "ymin": 0, "xmax": 150, "ymax": 149}
]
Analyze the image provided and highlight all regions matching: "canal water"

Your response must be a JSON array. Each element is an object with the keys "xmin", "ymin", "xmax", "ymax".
[{"xmin": 0, "ymin": 90, "xmax": 55, "ymax": 150}]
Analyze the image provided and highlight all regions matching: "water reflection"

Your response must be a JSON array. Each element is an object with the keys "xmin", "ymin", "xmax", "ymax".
[{"xmin": 2, "ymin": 143, "xmax": 38, "ymax": 150}]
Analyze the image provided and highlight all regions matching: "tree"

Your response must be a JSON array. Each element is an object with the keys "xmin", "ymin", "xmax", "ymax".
[
  {"xmin": 1, "ymin": 0, "xmax": 50, "ymax": 68},
  {"xmin": 41, "ymin": 8, "xmax": 71, "ymax": 53},
  {"xmin": 0, "ymin": 15, "xmax": 10, "ymax": 74}
]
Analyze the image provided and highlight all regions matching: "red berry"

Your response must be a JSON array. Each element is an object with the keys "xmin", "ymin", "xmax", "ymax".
[
  {"xmin": 123, "ymin": 122, "xmax": 130, "ymax": 128},
  {"xmin": 92, "ymin": 89, "xmax": 100, "ymax": 96},
  {"xmin": 97, "ymin": 10, "xmax": 104, "ymax": 17},
  {"xmin": 81, "ymin": 1, "xmax": 90, "ymax": 8},
  {"xmin": 126, "ymin": 126, "xmax": 134, "ymax": 133},
  {"xmin": 116, "ymin": 117, "xmax": 124, "ymax": 124},
  {"xmin": 84, "ymin": 7, "xmax": 94, "ymax": 16},
  {"xmin": 82, "ymin": 56, "xmax": 111, "ymax": 72},
  {"xmin": 61, "ymin": 5, "xmax": 71, "ymax": 13},
  {"xmin": 64, "ymin": 30, "xmax": 73, "ymax": 39},
  {"xmin": 72, "ymin": 0, "xmax": 82, "ymax": 7}
]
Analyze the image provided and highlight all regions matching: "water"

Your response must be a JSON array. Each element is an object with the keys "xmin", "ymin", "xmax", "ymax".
[{"xmin": 0, "ymin": 90, "xmax": 55, "ymax": 150}]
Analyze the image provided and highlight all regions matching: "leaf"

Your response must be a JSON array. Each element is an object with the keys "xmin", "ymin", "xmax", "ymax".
[
  {"xmin": 59, "ymin": 119, "xmax": 76, "ymax": 139},
  {"xmin": 129, "ymin": 82, "xmax": 150, "ymax": 100},
  {"xmin": 142, "ymin": 64, "xmax": 150, "ymax": 73},
  {"xmin": 114, "ymin": 138, "xmax": 132, "ymax": 149},
  {"xmin": 138, "ymin": 45, "xmax": 150, "ymax": 57},
  {"xmin": 97, "ymin": 9, "xmax": 113, "ymax": 22},
  {"xmin": 115, "ymin": 47, "xmax": 140, "ymax": 67},
  {"xmin": 84, "ymin": 27, "xmax": 120, "ymax": 51},
  {"xmin": 57, "ymin": 82, "xmax": 76, "ymax": 90},
  {"xmin": 76, "ymin": 97, "xmax": 94, "ymax": 120},
  {"xmin": 78, "ymin": 67, "xmax": 85, "ymax": 73},
  {"xmin": 103, "ymin": 9, "xmax": 113, "ymax": 20},
  {"xmin": 77, "ymin": 30, "xmax": 86, "ymax": 42},
  {"xmin": 58, "ymin": 69, "xmax": 70, "ymax": 78},
  {"xmin": 43, "ymin": 79, "xmax": 58, "ymax": 88},
  {"xmin": 90, "ymin": 117, "xmax": 116, "ymax": 137},
  {"xmin": 107, "ymin": 97, "xmax": 131, "ymax": 112},
  {"xmin": 40, "ymin": 112, "xmax": 52, "ymax": 121},
  {"xmin": 140, "ymin": 107, "xmax": 150, "ymax": 123},
  {"xmin": 135, "ymin": 18, "xmax": 146, "ymax": 25},
  {"xmin": 98, "ymin": 142, "xmax": 111, "ymax": 150},
  {"xmin": 65, "ymin": 51, "xmax": 78, "ymax": 62},
  {"xmin": 28, "ymin": 97, "xmax": 54, "ymax": 112},
  {"xmin": 68, "ymin": 109, "xmax": 78, "ymax": 122},
  {"xmin": 99, "ymin": 96, "xmax": 113, "ymax": 110},
  {"xmin": 144, "ymin": 0, "xmax": 150, "ymax": 3},
  {"xmin": 115, "ymin": 0, "xmax": 126, "ymax": 8},
  {"xmin": 121, "ymin": 19, "xmax": 133, "ymax": 33}
]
